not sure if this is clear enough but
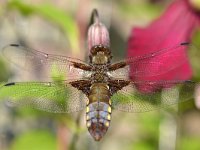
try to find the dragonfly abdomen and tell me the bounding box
[86,83,112,141]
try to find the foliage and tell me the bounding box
[179,136,200,150]
[118,2,162,19]
[7,0,79,53]
[10,130,56,150]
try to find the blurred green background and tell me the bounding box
[0,0,200,150]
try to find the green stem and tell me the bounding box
[69,112,82,150]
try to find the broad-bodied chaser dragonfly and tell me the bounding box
[0,10,198,141]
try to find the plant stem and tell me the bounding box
[69,112,82,150]
[57,122,69,150]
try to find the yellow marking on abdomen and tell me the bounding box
[109,99,112,105]
[108,106,111,113]
[107,114,111,120]
[86,121,91,127]
[104,120,110,127]
[86,106,90,113]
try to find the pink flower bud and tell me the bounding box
[87,9,110,51]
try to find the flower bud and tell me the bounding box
[87,9,110,51]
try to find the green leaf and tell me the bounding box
[7,0,79,53]
[10,130,56,150]
[130,142,155,150]
[119,2,162,19]
[139,112,160,135]
[179,136,200,150]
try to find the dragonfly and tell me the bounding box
[0,42,198,141]
[0,10,198,141]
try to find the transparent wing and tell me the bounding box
[109,43,194,78]
[108,65,130,78]
[2,44,91,80]
[111,80,197,112]
[0,81,88,113]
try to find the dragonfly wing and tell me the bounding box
[2,44,91,80]
[111,80,197,112]
[0,81,88,113]
[109,43,194,78]
[108,65,130,78]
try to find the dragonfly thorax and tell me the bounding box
[89,45,112,65]
[91,65,109,83]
